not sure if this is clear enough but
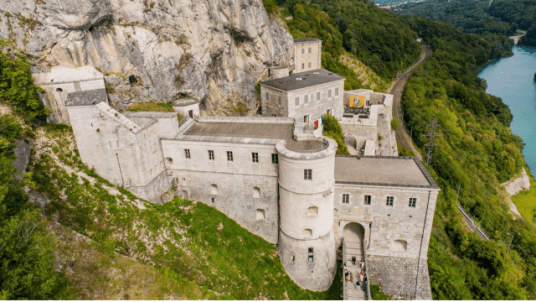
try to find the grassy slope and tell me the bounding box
[512,167,536,225]
[31,125,342,299]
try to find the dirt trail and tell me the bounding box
[388,45,433,160]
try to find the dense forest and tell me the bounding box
[397,0,536,47]
[0,49,72,299]
[273,0,536,299]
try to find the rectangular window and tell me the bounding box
[278,96,281,105]
[308,247,314,254]
[272,154,278,164]
[304,169,312,181]
[304,115,309,124]
[317,92,320,100]
[295,97,299,106]
[302,63,305,70]
[386,196,394,207]
[227,151,233,161]
[304,95,308,103]
[364,195,371,205]
[409,198,417,208]
[308,47,312,53]
[328,89,332,97]
[208,150,214,160]
[265,92,269,101]
[301,48,305,54]
[252,152,259,163]
[342,194,350,204]
[308,62,311,68]
[335,87,339,96]
[185,149,191,159]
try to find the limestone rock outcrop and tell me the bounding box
[0,0,294,114]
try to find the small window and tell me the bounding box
[227,151,233,161]
[335,87,339,96]
[308,62,311,68]
[342,194,349,204]
[272,154,278,164]
[253,187,261,198]
[386,196,394,207]
[308,247,314,254]
[409,198,417,208]
[328,89,332,97]
[302,63,305,70]
[304,95,308,103]
[304,169,312,181]
[256,209,265,220]
[278,96,281,105]
[364,195,371,205]
[208,150,215,160]
[307,206,318,217]
[211,197,215,204]
[252,152,259,163]
[308,47,312,53]
[211,184,218,195]
[185,149,191,159]
[56,87,63,92]
[316,92,320,100]
[301,48,305,54]
[304,115,309,124]
[265,92,269,100]
[295,97,299,106]
[166,157,173,163]
[303,229,312,238]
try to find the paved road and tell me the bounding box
[388,45,433,160]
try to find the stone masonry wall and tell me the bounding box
[162,140,280,243]
[334,184,437,259]
[367,255,432,300]
[294,42,322,73]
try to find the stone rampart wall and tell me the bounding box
[367,255,432,300]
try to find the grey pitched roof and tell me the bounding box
[260,69,344,91]
[65,89,107,106]
[334,155,440,188]
[294,38,322,43]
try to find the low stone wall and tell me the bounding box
[127,170,171,204]
[367,255,432,300]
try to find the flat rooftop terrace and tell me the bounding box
[183,121,325,152]
[335,156,439,188]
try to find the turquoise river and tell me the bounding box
[478,46,536,175]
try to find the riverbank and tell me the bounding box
[478,46,536,176]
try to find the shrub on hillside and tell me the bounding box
[323,114,349,155]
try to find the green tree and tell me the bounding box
[323,114,349,155]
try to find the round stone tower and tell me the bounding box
[276,137,337,291]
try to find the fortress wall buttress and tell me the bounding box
[276,137,337,291]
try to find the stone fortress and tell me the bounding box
[34,38,439,299]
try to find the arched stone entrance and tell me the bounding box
[343,222,365,245]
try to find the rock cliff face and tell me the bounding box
[0,0,294,114]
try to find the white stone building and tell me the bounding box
[43,38,438,299]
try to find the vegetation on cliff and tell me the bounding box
[402,16,536,299]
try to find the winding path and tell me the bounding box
[388,45,433,160]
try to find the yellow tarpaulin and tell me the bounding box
[349,95,365,108]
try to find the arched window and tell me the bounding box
[307,206,318,217]
[252,187,260,198]
[392,240,407,252]
[303,229,312,239]
[211,184,218,195]
[256,209,265,221]
[56,87,63,92]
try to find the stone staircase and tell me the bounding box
[343,241,368,300]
